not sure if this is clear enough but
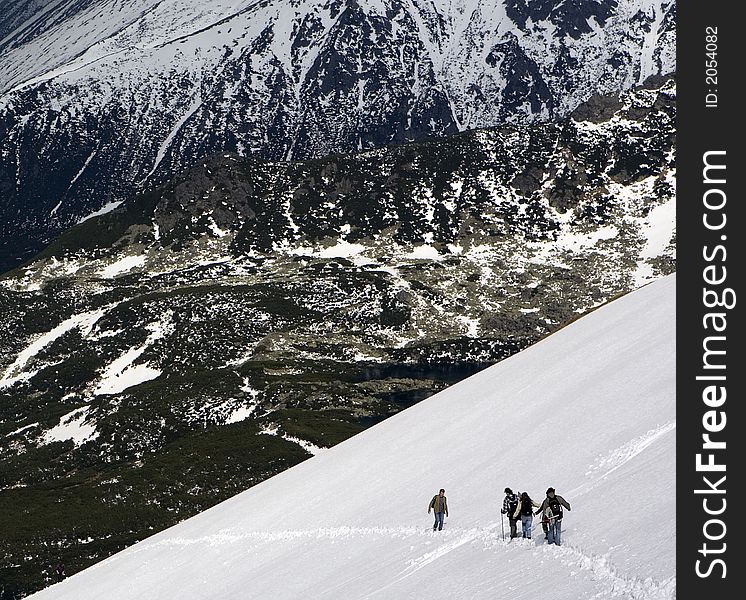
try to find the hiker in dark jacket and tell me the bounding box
[428,488,449,531]
[501,487,520,538]
[536,487,571,546]
[513,491,540,539]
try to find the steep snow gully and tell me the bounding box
[31,274,676,599]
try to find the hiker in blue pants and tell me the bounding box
[536,487,571,546]
[428,488,449,531]
[513,491,540,539]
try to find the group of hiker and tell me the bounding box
[501,487,571,545]
[428,486,571,546]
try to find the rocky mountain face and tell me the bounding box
[0,0,675,272]
[0,78,675,596]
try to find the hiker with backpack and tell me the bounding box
[501,487,520,539]
[427,488,449,531]
[513,491,540,539]
[536,487,571,546]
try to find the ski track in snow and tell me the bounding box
[121,523,673,599]
[396,523,501,578]
[573,420,676,497]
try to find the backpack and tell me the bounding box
[545,495,563,520]
[507,494,519,515]
[520,496,534,516]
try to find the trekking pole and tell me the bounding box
[500,512,505,541]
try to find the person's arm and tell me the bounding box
[513,501,521,519]
[445,498,449,517]
[534,499,545,516]
[428,496,434,512]
[559,496,571,511]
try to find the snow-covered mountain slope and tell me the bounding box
[29,273,676,600]
[0,1,248,92]
[0,0,675,271]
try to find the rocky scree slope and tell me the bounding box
[0,78,675,597]
[0,0,676,271]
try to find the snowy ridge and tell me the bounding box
[0,0,675,271]
[0,1,253,93]
[29,274,675,599]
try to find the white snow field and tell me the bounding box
[31,274,676,600]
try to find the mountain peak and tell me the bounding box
[0,0,675,272]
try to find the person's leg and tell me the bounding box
[549,520,561,545]
[510,518,517,538]
[547,520,555,544]
[522,515,533,539]
[433,512,438,530]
